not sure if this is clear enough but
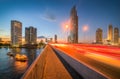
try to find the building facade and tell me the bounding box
[114,27,119,44]
[68,6,78,43]
[96,28,103,44]
[25,26,37,44]
[108,24,113,42]
[11,20,22,46]
[54,34,57,43]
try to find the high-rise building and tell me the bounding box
[108,24,113,42]
[68,6,78,43]
[11,20,22,46]
[25,26,37,44]
[96,28,103,44]
[114,27,119,44]
[54,34,57,43]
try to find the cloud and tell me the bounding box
[41,8,56,22]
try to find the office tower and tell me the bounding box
[11,20,22,46]
[114,27,119,44]
[25,26,37,44]
[108,24,113,42]
[68,6,78,43]
[54,34,57,43]
[96,28,103,44]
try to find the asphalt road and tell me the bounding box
[51,44,120,79]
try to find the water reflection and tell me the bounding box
[11,48,21,54]
[14,61,28,73]
[0,47,42,79]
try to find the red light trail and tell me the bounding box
[51,43,120,79]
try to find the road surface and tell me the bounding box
[51,44,120,79]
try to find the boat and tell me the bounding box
[7,52,14,57]
[15,54,28,62]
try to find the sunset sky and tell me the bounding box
[0,0,120,43]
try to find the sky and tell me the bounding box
[0,0,120,43]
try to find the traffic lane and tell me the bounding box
[71,44,120,60]
[51,44,120,68]
[51,44,120,79]
[52,47,107,79]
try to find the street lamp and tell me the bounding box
[66,24,68,29]
[82,25,89,43]
[83,25,88,32]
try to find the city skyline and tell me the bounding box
[0,0,120,43]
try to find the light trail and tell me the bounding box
[85,52,120,68]
[51,43,120,79]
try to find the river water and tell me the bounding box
[0,47,42,79]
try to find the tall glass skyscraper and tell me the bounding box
[68,6,78,43]
[11,20,22,46]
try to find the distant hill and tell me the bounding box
[37,36,46,38]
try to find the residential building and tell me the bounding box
[114,27,119,44]
[96,28,103,44]
[11,20,22,46]
[108,24,113,42]
[25,26,37,44]
[54,34,57,43]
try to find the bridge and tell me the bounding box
[21,44,120,79]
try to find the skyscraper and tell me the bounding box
[96,28,103,44]
[11,20,22,46]
[114,27,119,44]
[25,26,37,44]
[108,24,113,42]
[54,34,57,43]
[68,6,78,43]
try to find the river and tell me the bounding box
[0,47,42,79]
